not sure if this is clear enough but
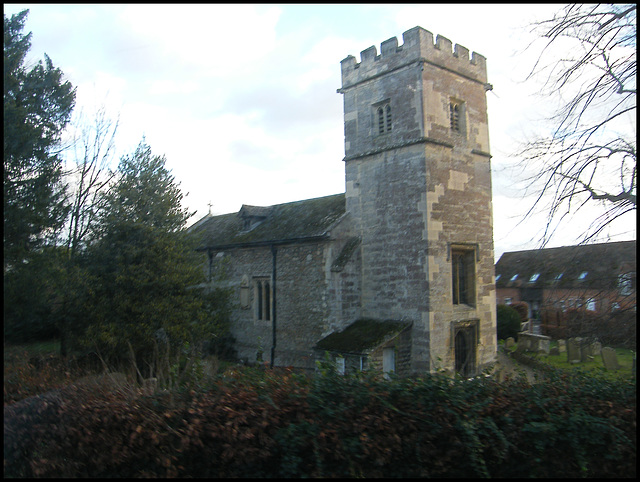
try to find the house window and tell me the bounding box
[451,248,476,306]
[586,299,596,312]
[374,101,392,135]
[554,273,563,281]
[254,278,271,321]
[335,356,346,375]
[578,271,588,280]
[529,273,540,282]
[504,297,513,305]
[510,274,519,282]
[618,272,634,296]
[449,99,465,134]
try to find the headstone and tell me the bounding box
[516,336,529,352]
[549,346,559,356]
[601,347,621,371]
[580,341,593,363]
[567,338,581,363]
[557,339,566,353]
[505,337,515,349]
[536,337,550,355]
[591,341,602,356]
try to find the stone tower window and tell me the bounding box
[449,99,465,134]
[374,101,392,135]
[451,247,476,306]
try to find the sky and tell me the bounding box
[4,4,636,261]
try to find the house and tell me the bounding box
[495,241,637,332]
[189,27,497,377]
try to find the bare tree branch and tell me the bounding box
[516,3,636,246]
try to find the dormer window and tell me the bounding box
[578,271,588,280]
[238,204,272,232]
[510,274,519,282]
[529,273,540,282]
[374,101,392,135]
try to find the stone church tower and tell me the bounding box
[338,27,496,375]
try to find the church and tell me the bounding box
[189,26,497,377]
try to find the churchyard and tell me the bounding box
[501,337,635,380]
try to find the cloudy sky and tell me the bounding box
[4,4,635,260]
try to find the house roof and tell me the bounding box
[495,241,636,290]
[315,318,411,354]
[189,193,346,249]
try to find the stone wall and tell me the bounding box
[206,218,361,372]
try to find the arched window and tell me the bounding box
[449,102,460,132]
[374,101,392,135]
[255,278,272,321]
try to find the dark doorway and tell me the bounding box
[454,325,476,377]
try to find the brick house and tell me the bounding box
[190,27,497,377]
[495,241,637,335]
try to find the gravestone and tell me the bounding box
[505,337,515,349]
[549,346,559,356]
[516,336,529,352]
[580,341,593,363]
[591,341,602,356]
[567,338,581,364]
[601,347,621,371]
[557,339,566,353]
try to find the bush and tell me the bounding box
[510,301,529,322]
[4,366,635,478]
[497,304,522,340]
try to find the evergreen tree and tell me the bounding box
[4,9,76,343]
[82,140,231,377]
[4,9,76,269]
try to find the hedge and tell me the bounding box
[4,366,636,478]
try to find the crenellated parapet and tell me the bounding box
[340,26,487,89]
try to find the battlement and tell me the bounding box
[340,26,487,88]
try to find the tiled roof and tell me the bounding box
[190,193,346,249]
[315,318,411,354]
[495,241,636,290]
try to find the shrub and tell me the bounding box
[509,301,529,322]
[497,304,522,340]
[4,366,635,478]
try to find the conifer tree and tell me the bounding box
[4,9,76,269]
[82,140,231,376]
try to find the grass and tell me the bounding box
[3,339,99,405]
[501,339,635,380]
[4,338,61,359]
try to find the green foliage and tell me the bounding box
[4,9,76,269]
[497,304,522,340]
[77,140,231,377]
[4,9,76,346]
[4,366,635,478]
[3,246,69,343]
[509,301,529,321]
